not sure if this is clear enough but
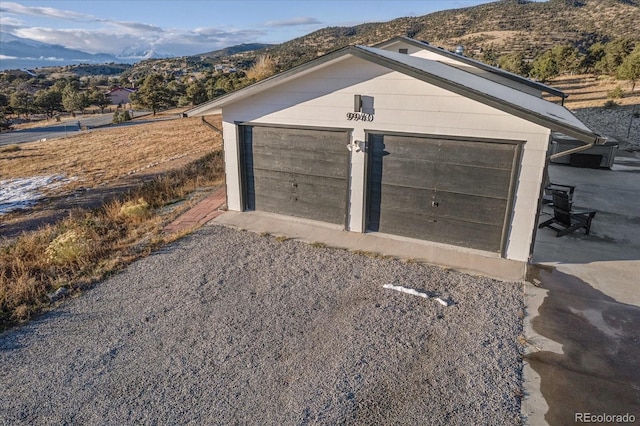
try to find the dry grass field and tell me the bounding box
[548,75,640,109]
[1,113,225,327]
[544,75,640,147]
[1,113,222,191]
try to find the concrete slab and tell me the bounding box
[533,153,640,306]
[210,210,527,282]
[523,153,640,425]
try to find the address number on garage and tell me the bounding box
[346,112,374,122]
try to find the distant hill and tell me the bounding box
[198,43,273,59]
[258,0,640,69]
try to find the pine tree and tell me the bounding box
[129,74,170,115]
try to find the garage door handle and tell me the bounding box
[432,201,439,207]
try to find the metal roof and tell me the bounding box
[373,36,568,99]
[185,45,605,145]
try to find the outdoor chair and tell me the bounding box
[538,190,597,237]
[542,182,575,205]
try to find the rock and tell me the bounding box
[48,287,68,302]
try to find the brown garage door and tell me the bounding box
[367,132,520,253]
[241,124,350,226]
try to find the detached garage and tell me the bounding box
[186,40,605,278]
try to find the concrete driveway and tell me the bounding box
[522,152,640,424]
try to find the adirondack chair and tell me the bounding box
[542,182,576,205]
[538,190,597,237]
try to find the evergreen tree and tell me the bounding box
[89,89,111,113]
[617,44,640,92]
[61,85,87,117]
[550,45,584,74]
[497,52,530,76]
[530,51,559,82]
[585,42,606,74]
[9,90,34,117]
[34,88,62,117]
[0,110,10,130]
[595,38,635,75]
[129,74,170,115]
[186,80,208,105]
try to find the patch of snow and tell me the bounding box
[0,175,74,215]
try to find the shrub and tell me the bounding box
[0,151,224,329]
[607,85,624,99]
[604,100,618,109]
[112,109,132,124]
[45,230,89,265]
[119,198,150,220]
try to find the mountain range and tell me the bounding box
[0,32,171,71]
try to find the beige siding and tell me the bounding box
[221,56,550,261]
[222,122,242,212]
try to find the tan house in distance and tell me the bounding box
[106,86,135,106]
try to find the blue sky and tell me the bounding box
[1,1,543,57]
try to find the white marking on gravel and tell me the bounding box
[383,284,450,306]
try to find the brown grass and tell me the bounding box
[1,113,225,328]
[0,115,222,196]
[546,74,640,109]
[0,151,224,329]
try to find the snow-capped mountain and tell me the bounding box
[117,47,172,61]
[0,32,143,70]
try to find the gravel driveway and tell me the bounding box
[0,225,524,425]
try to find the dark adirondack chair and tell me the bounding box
[542,182,576,205]
[538,190,597,237]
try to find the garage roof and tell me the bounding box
[374,36,568,100]
[185,45,605,145]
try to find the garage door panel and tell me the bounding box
[243,125,349,225]
[380,135,516,169]
[250,190,346,225]
[367,132,518,253]
[374,157,438,188]
[248,147,347,177]
[433,164,513,199]
[249,169,347,197]
[376,159,512,199]
[250,194,345,224]
[436,139,516,169]
[377,209,503,252]
[251,127,347,155]
[377,185,507,226]
[371,136,439,163]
